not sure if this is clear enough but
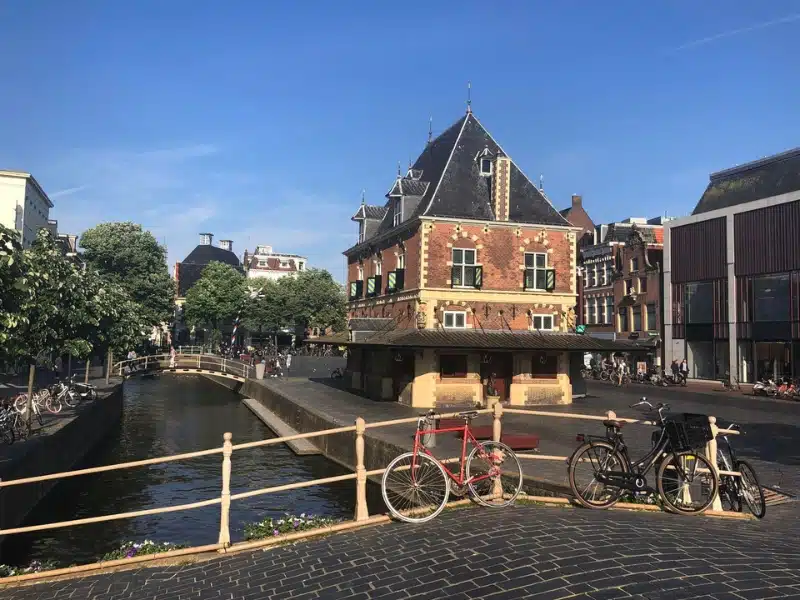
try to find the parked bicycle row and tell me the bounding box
[581,364,687,387]
[0,375,98,445]
[380,398,765,523]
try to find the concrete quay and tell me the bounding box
[0,379,124,539]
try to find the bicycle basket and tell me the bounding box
[664,413,713,452]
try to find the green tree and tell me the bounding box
[79,222,175,327]
[0,224,26,362]
[183,261,246,349]
[242,279,290,339]
[282,269,346,333]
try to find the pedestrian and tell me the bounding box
[169,345,177,368]
[616,357,626,386]
[285,352,292,376]
[680,358,689,382]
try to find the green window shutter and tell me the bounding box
[367,277,376,296]
[349,282,357,299]
[473,265,483,289]
[545,269,556,291]
[523,269,533,290]
[396,268,405,291]
[387,271,396,292]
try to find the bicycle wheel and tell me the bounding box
[568,441,628,509]
[382,452,450,523]
[736,460,766,519]
[657,451,718,514]
[13,394,28,413]
[600,370,609,381]
[466,441,523,508]
[88,388,97,401]
[717,449,741,512]
[45,395,62,414]
[1,424,14,445]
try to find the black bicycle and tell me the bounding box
[568,399,719,514]
[716,423,766,518]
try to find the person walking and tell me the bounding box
[680,358,689,383]
[285,352,292,376]
[169,345,177,369]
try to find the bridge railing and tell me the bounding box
[0,404,741,580]
[112,353,252,380]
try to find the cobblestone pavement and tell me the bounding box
[5,504,800,600]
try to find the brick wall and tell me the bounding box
[614,244,664,333]
[346,228,421,291]
[425,222,574,294]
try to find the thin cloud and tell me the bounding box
[670,12,800,52]
[50,185,90,199]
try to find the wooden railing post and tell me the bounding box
[354,417,369,521]
[85,359,90,384]
[218,432,233,546]
[197,354,201,369]
[144,355,148,370]
[492,402,504,499]
[106,349,112,384]
[706,416,723,511]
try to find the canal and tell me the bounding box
[2,375,383,567]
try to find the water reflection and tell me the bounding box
[2,375,383,566]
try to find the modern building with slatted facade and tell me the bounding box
[664,147,800,383]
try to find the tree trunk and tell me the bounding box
[67,354,72,377]
[106,348,112,384]
[26,363,35,435]
[85,358,90,384]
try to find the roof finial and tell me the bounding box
[427,116,433,144]
[361,189,366,205]
[397,161,401,177]
[466,81,472,114]
[539,174,544,191]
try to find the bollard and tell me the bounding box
[354,417,369,521]
[492,402,504,500]
[706,416,723,511]
[144,355,148,370]
[85,359,90,384]
[197,354,201,369]
[218,432,233,546]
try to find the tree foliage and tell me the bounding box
[0,225,26,356]
[80,222,175,327]
[183,262,246,345]
[242,279,289,334]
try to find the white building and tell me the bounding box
[242,245,307,281]
[0,170,54,247]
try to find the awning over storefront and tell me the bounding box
[308,328,645,353]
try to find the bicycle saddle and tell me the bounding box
[603,419,625,429]
[458,410,479,420]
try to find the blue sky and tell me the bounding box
[1,1,798,282]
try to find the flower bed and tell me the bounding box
[100,540,187,561]
[0,560,59,578]
[243,513,341,540]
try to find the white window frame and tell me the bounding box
[479,158,493,176]
[452,248,477,287]
[443,311,467,329]
[397,253,405,270]
[357,265,364,280]
[358,222,365,244]
[603,263,610,286]
[524,252,549,291]
[598,298,605,325]
[531,315,553,331]
[392,199,402,226]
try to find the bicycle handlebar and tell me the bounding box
[629,397,670,421]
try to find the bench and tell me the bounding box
[435,419,540,451]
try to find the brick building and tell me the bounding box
[664,147,800,383]
[579,219,667,367]
[320,108,630,408]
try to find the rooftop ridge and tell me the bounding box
[710,146,800,182]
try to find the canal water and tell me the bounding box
[2,375,383,566]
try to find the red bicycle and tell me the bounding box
[381,410,523,523]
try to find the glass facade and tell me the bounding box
[685,281,713,323]
[753,274,791,322]
[686,340,715,379]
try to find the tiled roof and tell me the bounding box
[692,147,800,215]
[348,318,396,331]
[183,244,240,266]
[310,329,643,352]
[248,255,300,271]
[351,204,387,221]
[604,224,661,245]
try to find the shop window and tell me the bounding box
[753,273,790,322]
[686,341,714,379]
[619,308,629,332]
[605,297,614,324]
[440,354,468,378]
[531,352,558,378]
[633,306,642,332]
[685,281,713,323]
[646,303,657,331]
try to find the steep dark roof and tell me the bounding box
[692,147,800,215]
[352,204,388,221]
[183,244,241,266]
[310,329,643,352]
[604,224,662,244]
[345,112,570,253]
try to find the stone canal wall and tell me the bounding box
[0,381,124,537]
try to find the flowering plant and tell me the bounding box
[101,540,186,561]
[243,513,340,541]
[0,560,59,578]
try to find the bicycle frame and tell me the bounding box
[593,426,671,482]
[411,419,495,487]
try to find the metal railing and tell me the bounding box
[111,353,252,380]
[0,404,742,545]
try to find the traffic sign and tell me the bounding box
[575,324,586,334]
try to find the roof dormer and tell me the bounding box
[407,169,423,180]
[475,147,495,177]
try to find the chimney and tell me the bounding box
[571,194,582,208]
[199,232,213,245]
[491,156,511,221]
[220,239,233,252]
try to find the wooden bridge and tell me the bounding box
[112,353,252,383]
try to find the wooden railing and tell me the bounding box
[111,353,252,381]
[0,404,741,547]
